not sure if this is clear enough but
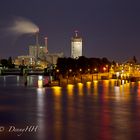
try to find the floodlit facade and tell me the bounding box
[71,31,82,59]
[46,52,64,65]
[14,55,35,66]
[29,45,47,60]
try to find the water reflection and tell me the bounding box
[102,80,109,96]
[77,83,84,95]
[52,86,62,96]
[114,86,121,100]
[37,88,46,140]
[3,76,6,87]
[110,79,116,88]
[52,86,64,140]
[67,84,74,96]
[137,82,140,99]
[16,76,20,86]
[0,76,140,139]
[93,80,98,96]
[86,82,91,94]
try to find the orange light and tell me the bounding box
[103,67,106,71]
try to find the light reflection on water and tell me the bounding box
[37,88,46,140]
[86,82,91,95]
[93,80,98,96]
[0,76,140,140]
[67,84,74,96]
[77,83,84,96]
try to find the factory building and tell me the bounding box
[15,30,65,68]
[46,52,64,65]
[14,55,35,66]
[29,45,47,60]
[71,31,82,59]
[29,36,48,60]
[29,37,64,65]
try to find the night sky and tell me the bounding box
[0,0,140,62]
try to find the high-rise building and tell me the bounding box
[71,31,82,59]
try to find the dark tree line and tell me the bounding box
[56,56,111,76]
[0,57,15,68]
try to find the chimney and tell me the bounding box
[44,37,48,53]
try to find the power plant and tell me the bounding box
[14,30,83,68]
[29,32,48,61]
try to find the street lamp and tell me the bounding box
[56,69,59,73]
[94,68,97,72]
[103,67,106,73]
[79,68,83,83]
[67,69,72,84]
[69,69,72,73]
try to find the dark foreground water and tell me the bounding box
[0,75,140,140]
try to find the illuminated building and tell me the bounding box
[71,31,82,59]
[29,45,48,60]
[46,52,64,65]
[14,55,35,66]
[29,36,48,60]
[29,36,64,65]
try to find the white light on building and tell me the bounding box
[71,31,82,59]
[29,45,47,60]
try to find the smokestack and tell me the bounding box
[44,37,48,53]
[35,28,39,59]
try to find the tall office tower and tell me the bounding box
[71,31,82,59]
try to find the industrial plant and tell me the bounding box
[14,31,65,69]
[14,30,83,69]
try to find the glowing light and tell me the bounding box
[86,81,91,87]
[71,33,82,58]
[38,76,43,80]
[52,86,62,96]
[122,80,125,85]
[110,79,116,88]
[114,86,121,100]
[37,87,45,140]
[137,82,140,97]
[103,80,109,95]
[88,68,90,72]
[94,68,97,71]
[116,72,119,78]
[77,83,83,95]
[103,67,106,71]
[69,69,72,72]
[93,80,98,96]
[67,84,74,95]
[37,87,45,94]
[38,80,43,88]
[86,82,91,94]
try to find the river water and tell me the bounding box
[0,75,140,140]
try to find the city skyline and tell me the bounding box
[0,0,140,62]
